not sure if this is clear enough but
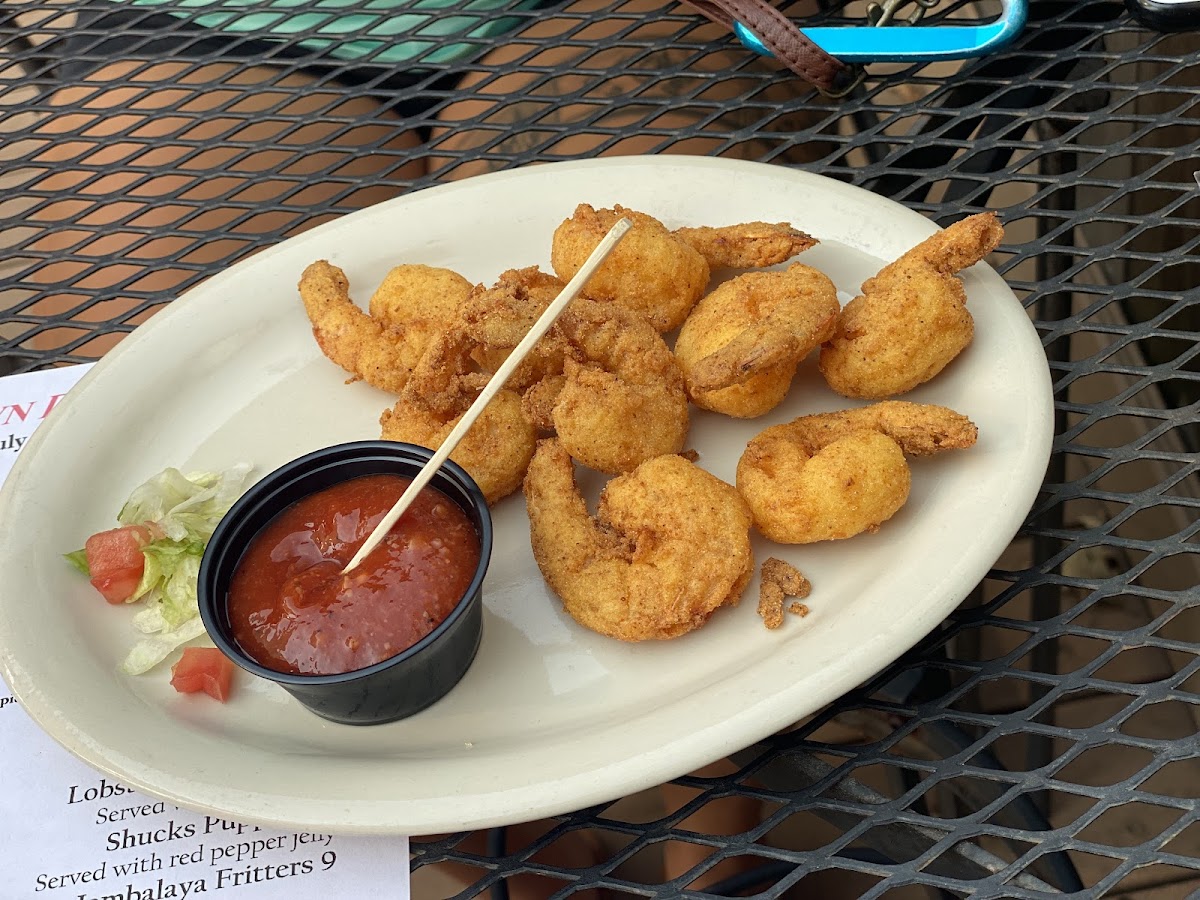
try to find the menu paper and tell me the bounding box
[0,365,411,899]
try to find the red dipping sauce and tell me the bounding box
[227,474,481,676]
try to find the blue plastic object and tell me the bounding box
[733,0,1027,63]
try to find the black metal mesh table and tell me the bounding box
[2,0,1198,894]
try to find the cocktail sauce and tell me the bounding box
[227,474,480,676]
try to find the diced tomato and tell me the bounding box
[85,525,151,604]
[170,648,235,702]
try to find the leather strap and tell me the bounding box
[679,0,854,93]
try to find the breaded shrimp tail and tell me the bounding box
[672,222,817,269]
[782,401,979,457]
[880,212,1006,279]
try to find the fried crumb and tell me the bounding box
[678,448,700,462]
[758,596,784,629]
[758,557,812,630]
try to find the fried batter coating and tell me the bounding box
[367,264,473,358]
[458,266,568,391]
[736,402,978,544]
[550,204,710,332]
[520,374,565,432]
[674,264,840,418]
[524,438,754,641]
[758,558,812,630]
[537,299,689,474]
[379,331,535,505]
[298,260,419,394]
[673,222,817,269]
[819,212,1004,399]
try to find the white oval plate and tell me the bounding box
[0,157,1052,835]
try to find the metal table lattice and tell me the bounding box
[1,0,1197,894]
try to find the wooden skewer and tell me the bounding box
[343,216,633,574]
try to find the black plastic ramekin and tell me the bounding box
[198,441,492,725]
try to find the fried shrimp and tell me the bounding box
[819,212,1005,399]
[674,263,840,418]
[528,299,689,474]
[524,438,754,641]
[736,401,978,544]
[379,330,535,505]
[672,222,817,269]
[298,260,419,393]
[550,204,709,332]
[367,263,473,340]
[458,266,567,391]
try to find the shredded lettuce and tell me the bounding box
[71,463,252,675]
[118,463,253,542]
[63,549,90,576]
[120,617,210,676]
